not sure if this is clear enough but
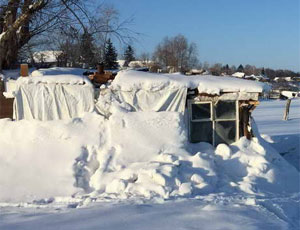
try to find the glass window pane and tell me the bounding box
[190,121,213,144]
[215,121,236,145]
[215,101,236,120]
[191,103,211,120]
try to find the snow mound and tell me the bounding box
[89,111,219,199]
[0,108,298,203]
[0,113,105,202]
[88,110,298,199]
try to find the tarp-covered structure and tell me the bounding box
[14,68,94,121]
[110,70,268,113]
[100,70,270,146]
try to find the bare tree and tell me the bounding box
[244,64,260,76]
[0,1,137,71]
[153,34,199,73]
[202,61,210,71]
[0,0,91,70]
[209,63,222,76]
[140,52,150,65]
[90,4,138,62]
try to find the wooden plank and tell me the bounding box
[0,81,14,119]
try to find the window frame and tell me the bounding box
[188,99,239,146]
[189,101,213,122]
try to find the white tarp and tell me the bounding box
[115,87,187,113]
[105,70,270,113]
[14,82,94,120]
[112,70,269,95]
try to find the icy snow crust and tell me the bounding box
[112,70,269,94]
[0,108,298,203]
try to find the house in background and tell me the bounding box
[232,72,245,78]
[30,50,63,68]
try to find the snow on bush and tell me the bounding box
[0,104,299,203]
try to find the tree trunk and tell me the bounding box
[0,0,47,71]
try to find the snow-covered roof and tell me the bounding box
[232,72,245,78]
[17,67,92,85]
[112,70,269,95]
[118,60,154,68]
[281,90,299,98]
[244,74,269,80]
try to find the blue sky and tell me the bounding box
[104,0,299,71]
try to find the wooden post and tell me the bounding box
[240,101,259,140]
[242,107,251,139]
[97,63,104,74]
[20,64,29,77]
[283,99,291,120]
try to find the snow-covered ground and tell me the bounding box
[1,196,297,230]
[253,99,300,170]
[0,99,299,230]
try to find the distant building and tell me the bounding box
[31,50,63,68]
[117,60,154,69]
[186,69,206,75]
[232,72,245,78]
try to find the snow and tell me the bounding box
[30,67,86,77]
[17,74,91,86]
[253,99,300,170]
[281,90,299,99]
[232,72,246,78]
[1,100,298,202]
[112,70,269,95]
[0,113,105,202]
[1,68,91,99]
[0,31,5,41]
[0,199,292,230]
[245,74,269,81]
[0,97,299,229]
[2,79,17,98]
[1,68,35,81]
[28,67,91,85]
[117,59,126,67]
[32,51,62,63]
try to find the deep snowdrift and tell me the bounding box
[0,114,105,202]
[0,106,298,203]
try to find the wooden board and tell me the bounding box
[0,81,14,119]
